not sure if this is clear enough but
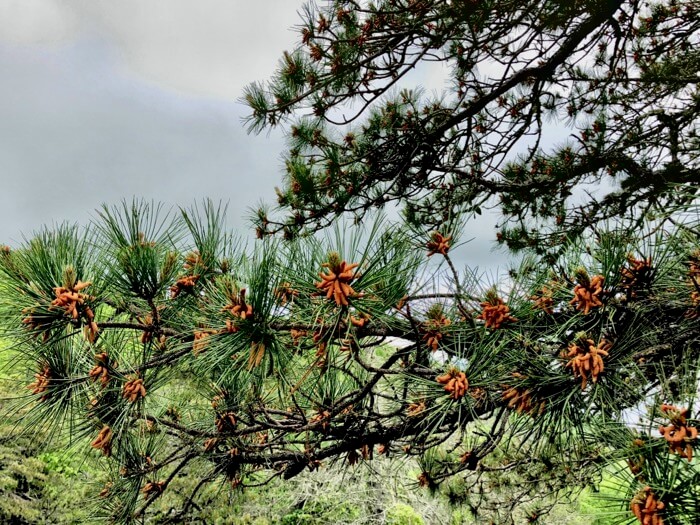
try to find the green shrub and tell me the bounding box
[385,503,424,525]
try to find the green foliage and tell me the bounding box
[385,503,424,525]
[38,452,80,477]
[0,350,668,524]
[244,0,699,259]
[0,383,100,524]
[1,198,699,524]
[2,1,700,523]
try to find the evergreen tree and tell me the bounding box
[1,1,700,523]
[245,0,699,256]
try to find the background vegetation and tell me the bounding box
[0,342,619,524]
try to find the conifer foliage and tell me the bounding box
[1,200,699,523]
[245,0,699,256]
[1,0,700,523]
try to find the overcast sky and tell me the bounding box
[0,1,305,241]
[0,0,510,273]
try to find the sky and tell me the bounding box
[0,1,304,242]
[0,1,508,273]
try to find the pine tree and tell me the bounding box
[245,0,699,257]
[1,1,700,523]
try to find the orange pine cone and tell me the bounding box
[122,377,147,402]
[570,274,604,314]
[630,487,665,525]
[215,411,237,433]
[620,255,653,298]
[477,293,516,329]
[350,312,370,327]
[203,438,219,452]
[183,250,201,271]
[142,480,166,498]
[659,404,697,461]
[90,425,113,457]
[426,232,451,257]
[275,282,299,304]
[315,256,359,306]
[193,330,214,354]
[407,401,426,417]
[170,274,198,298]
[421,315,450,351]
[531,286,554,314]
[564,338,610,389]
[222,288,254,321]
[437,369,468,400]
[502,385,540,414]
[28,363,52,400]
[89,352,112,387]
[47,280,98,341]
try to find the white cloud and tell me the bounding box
[84,0,303,99]
[0,1,303,100]
[0,0,79,45]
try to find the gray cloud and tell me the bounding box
[0,0,303,99]
[0,1,513,274]
[0,38,286,244]
[0,2,307,244]
[83,0,304,99]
